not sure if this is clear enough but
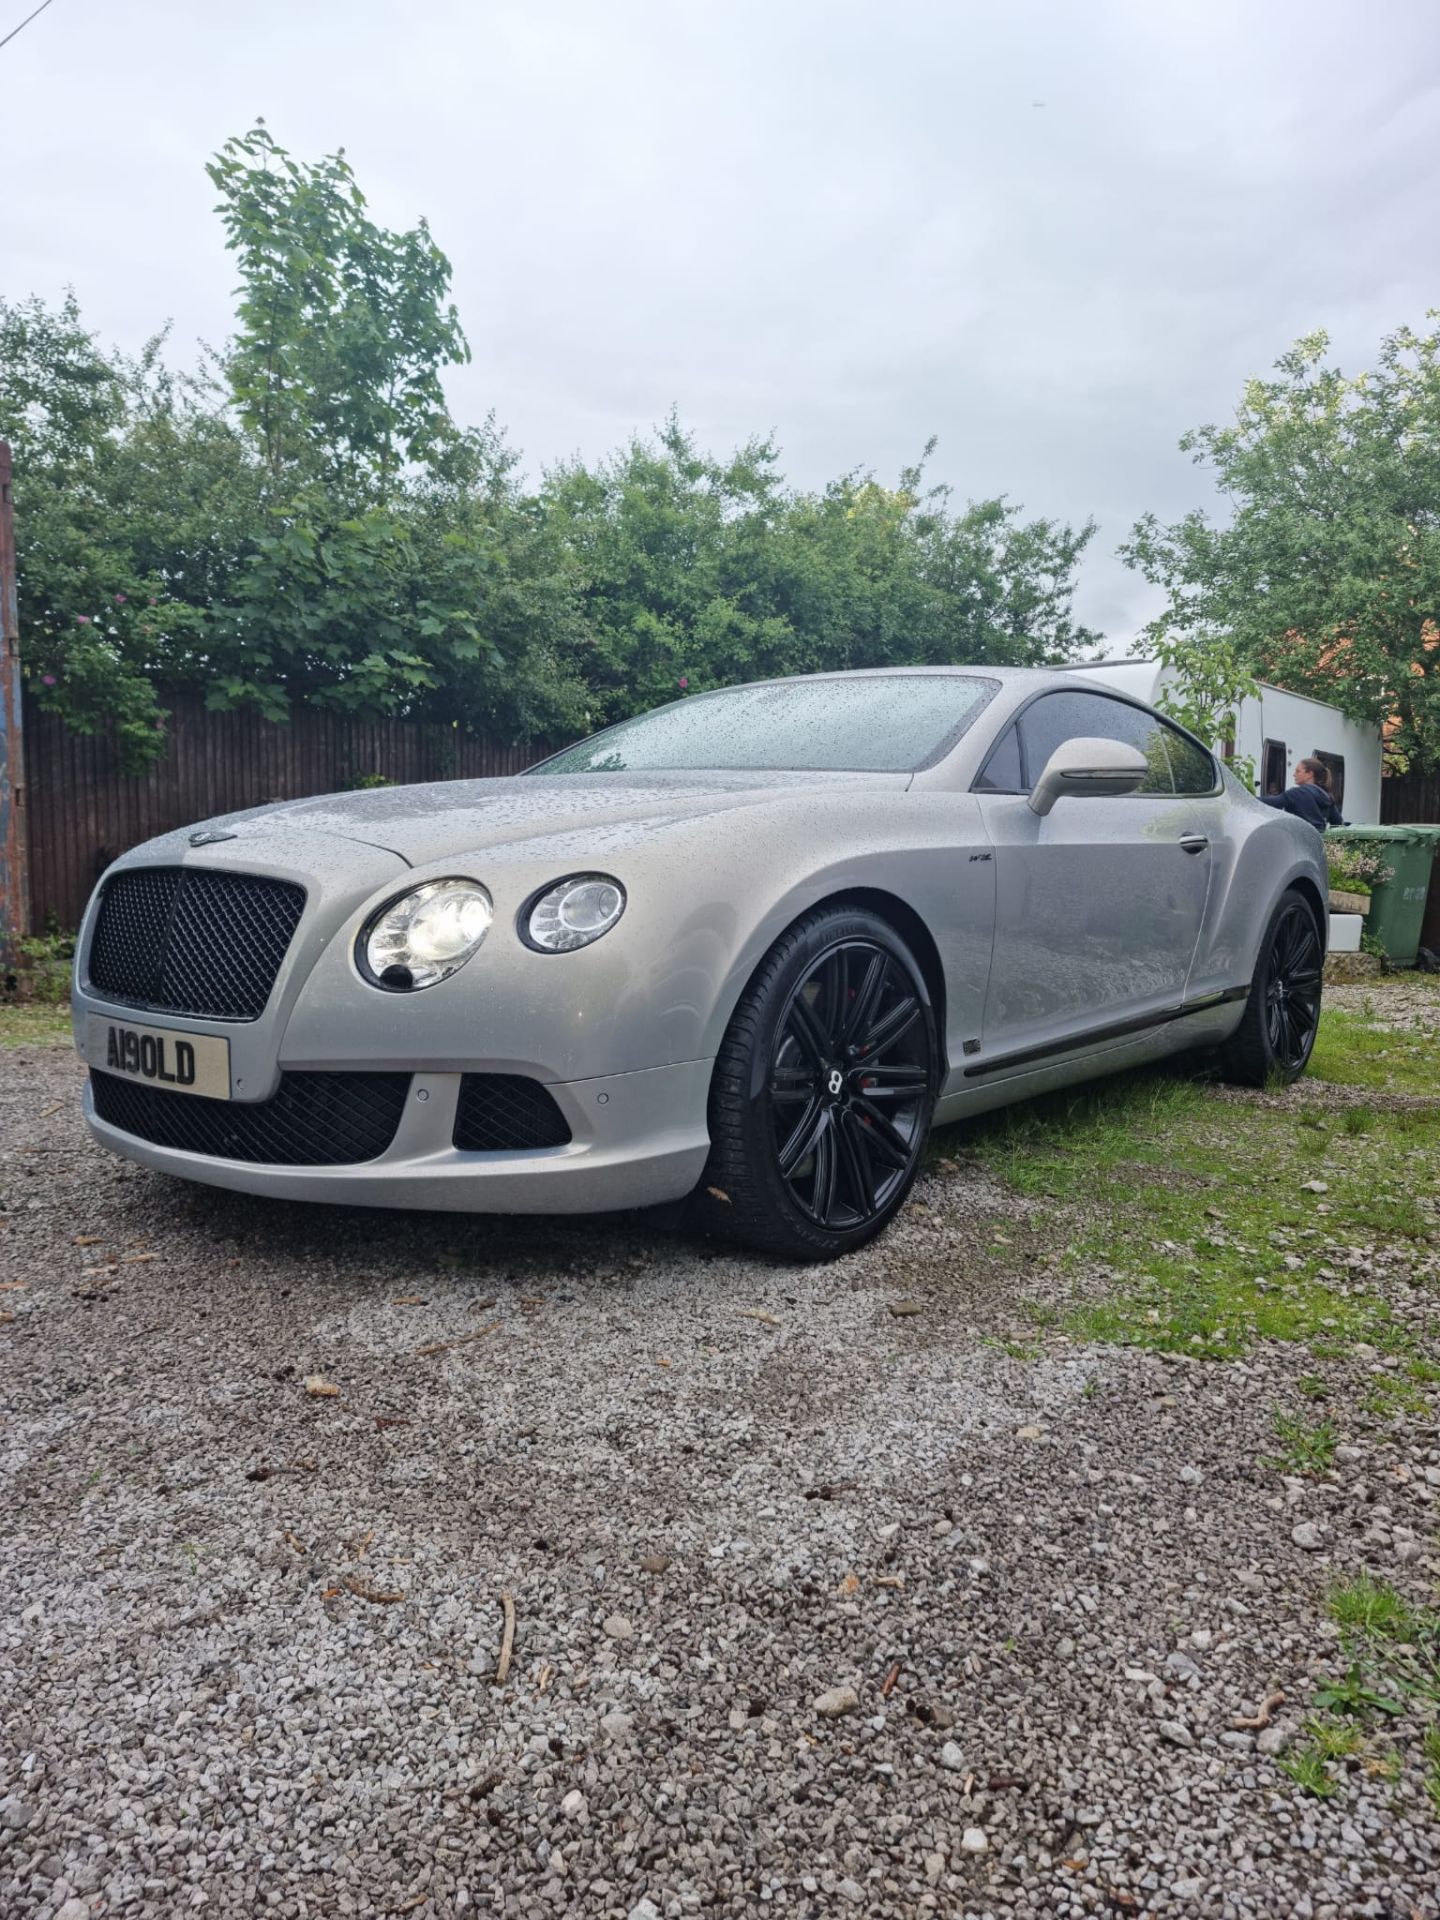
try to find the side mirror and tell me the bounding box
[1029,736,1149,817]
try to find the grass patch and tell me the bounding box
[1265,1412,1337,1475]
[1329,1574,1427,1643]
[942,1011,1440,1357]
[0,1003,72,1046]
[1279,1743,1339,1798]
[1309,1009,1440,1098]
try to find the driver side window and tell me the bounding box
[1017,692,1175,794]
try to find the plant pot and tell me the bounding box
[1329,888,1369,916]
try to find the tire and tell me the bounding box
[694,906,938,1261]
[1215,886,1324,1088]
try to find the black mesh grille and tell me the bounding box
[453,1075,572,1151]
[88,867,306,1022]
[91,1070,409,1165]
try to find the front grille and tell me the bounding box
[453,1075,571,1151]
[91,1070,409,1165]
[88,867,306,1022]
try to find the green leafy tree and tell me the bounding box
[207,122,469,487]
[1125,323,1440,769]
[543,418,1097,724]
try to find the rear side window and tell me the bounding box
[1016,692,1175,794]
[974,724,1023,792]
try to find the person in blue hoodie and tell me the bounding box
[1262,756,1346,831]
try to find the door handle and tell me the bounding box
[1179,834,1209,855]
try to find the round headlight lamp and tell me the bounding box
[359,879,492,990]
[524,874,626,952]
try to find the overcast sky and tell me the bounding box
[5,0,1438,643]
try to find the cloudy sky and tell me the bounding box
[5,0,1438,642]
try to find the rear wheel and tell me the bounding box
[1215,887,1324,1087]
[697,907,937,1260]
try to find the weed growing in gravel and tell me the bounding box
[1305,1714,1365,1761]
[1296,1373,1330,1399]
[1279,1744,1340,1798]
[1311,1664,1405,1720]
[1329,1574,1429,1643]
[1265,1412,1338,1475]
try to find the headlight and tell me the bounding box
[359,879,493,990]
[524,874,626,952]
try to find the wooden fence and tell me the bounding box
[24,694,547,932]
[1382,768,1440,827]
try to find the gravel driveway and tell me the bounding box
[3,1025,1438,1920]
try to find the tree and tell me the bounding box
[207,122,470,488]
[1124,324,1440,769]
[543,419,1097,724]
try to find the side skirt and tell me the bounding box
[960,985,1250,1081]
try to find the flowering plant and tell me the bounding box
[1325,842,1394,894]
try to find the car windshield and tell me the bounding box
[532,675,993,775]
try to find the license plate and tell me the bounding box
[87,1014,231,1100]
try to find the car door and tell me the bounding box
[972,690,1214,1069]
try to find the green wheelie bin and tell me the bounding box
[1327,825,1440,967]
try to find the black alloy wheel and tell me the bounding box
[769,940,931,1231]
[1215,885,1324,1087]
[698,906,937,1260]
[1262,898,1324,1073]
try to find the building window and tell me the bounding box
[1261,739,1287,796]
[1314,750,1345,811]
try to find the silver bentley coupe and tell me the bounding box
[71,668,1329,1260]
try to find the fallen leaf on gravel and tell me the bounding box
[81,1264,118,1277]
[875,1574,904,1589]
[536,1665,554,1693]
[304,1375,341,1397]
[394,1895,427,1913]
[119,1252,157,1266]
[639,1552,670,1574]
[291,1457,317,1472]
[0,1281,26,1292]
[888,1300,924,1317]
[374,1416,411,1430]
[342,1575,404,1605]
[0,1311,14,1326]
[38,1102,64,1119]
[72,1235,105,1246]
[735,1309,781,1327]
[880,1662,901,1697]
[1015,1424,1045,1440]
[656,1356,672,1368]
[837,1572,860,1596]
[416,1319,501,1358]
[706,1186,731,1203]
[283,1531,309,1556]
[245,1467,272,1482]
[391,1295,427,1306]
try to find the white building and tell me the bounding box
[1065,658,1384,825]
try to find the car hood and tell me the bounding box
[180,768,912,866]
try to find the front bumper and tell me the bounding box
[82,1057,714,1214]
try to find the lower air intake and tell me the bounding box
[453,1075,572,1151]
[91,1070,410,1165]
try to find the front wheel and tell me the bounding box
[696,907,938,1260]
[1215,887,1324,1087]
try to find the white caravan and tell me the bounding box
[1066,658,1383,825]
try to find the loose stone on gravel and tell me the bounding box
[813,1685,859,1718]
